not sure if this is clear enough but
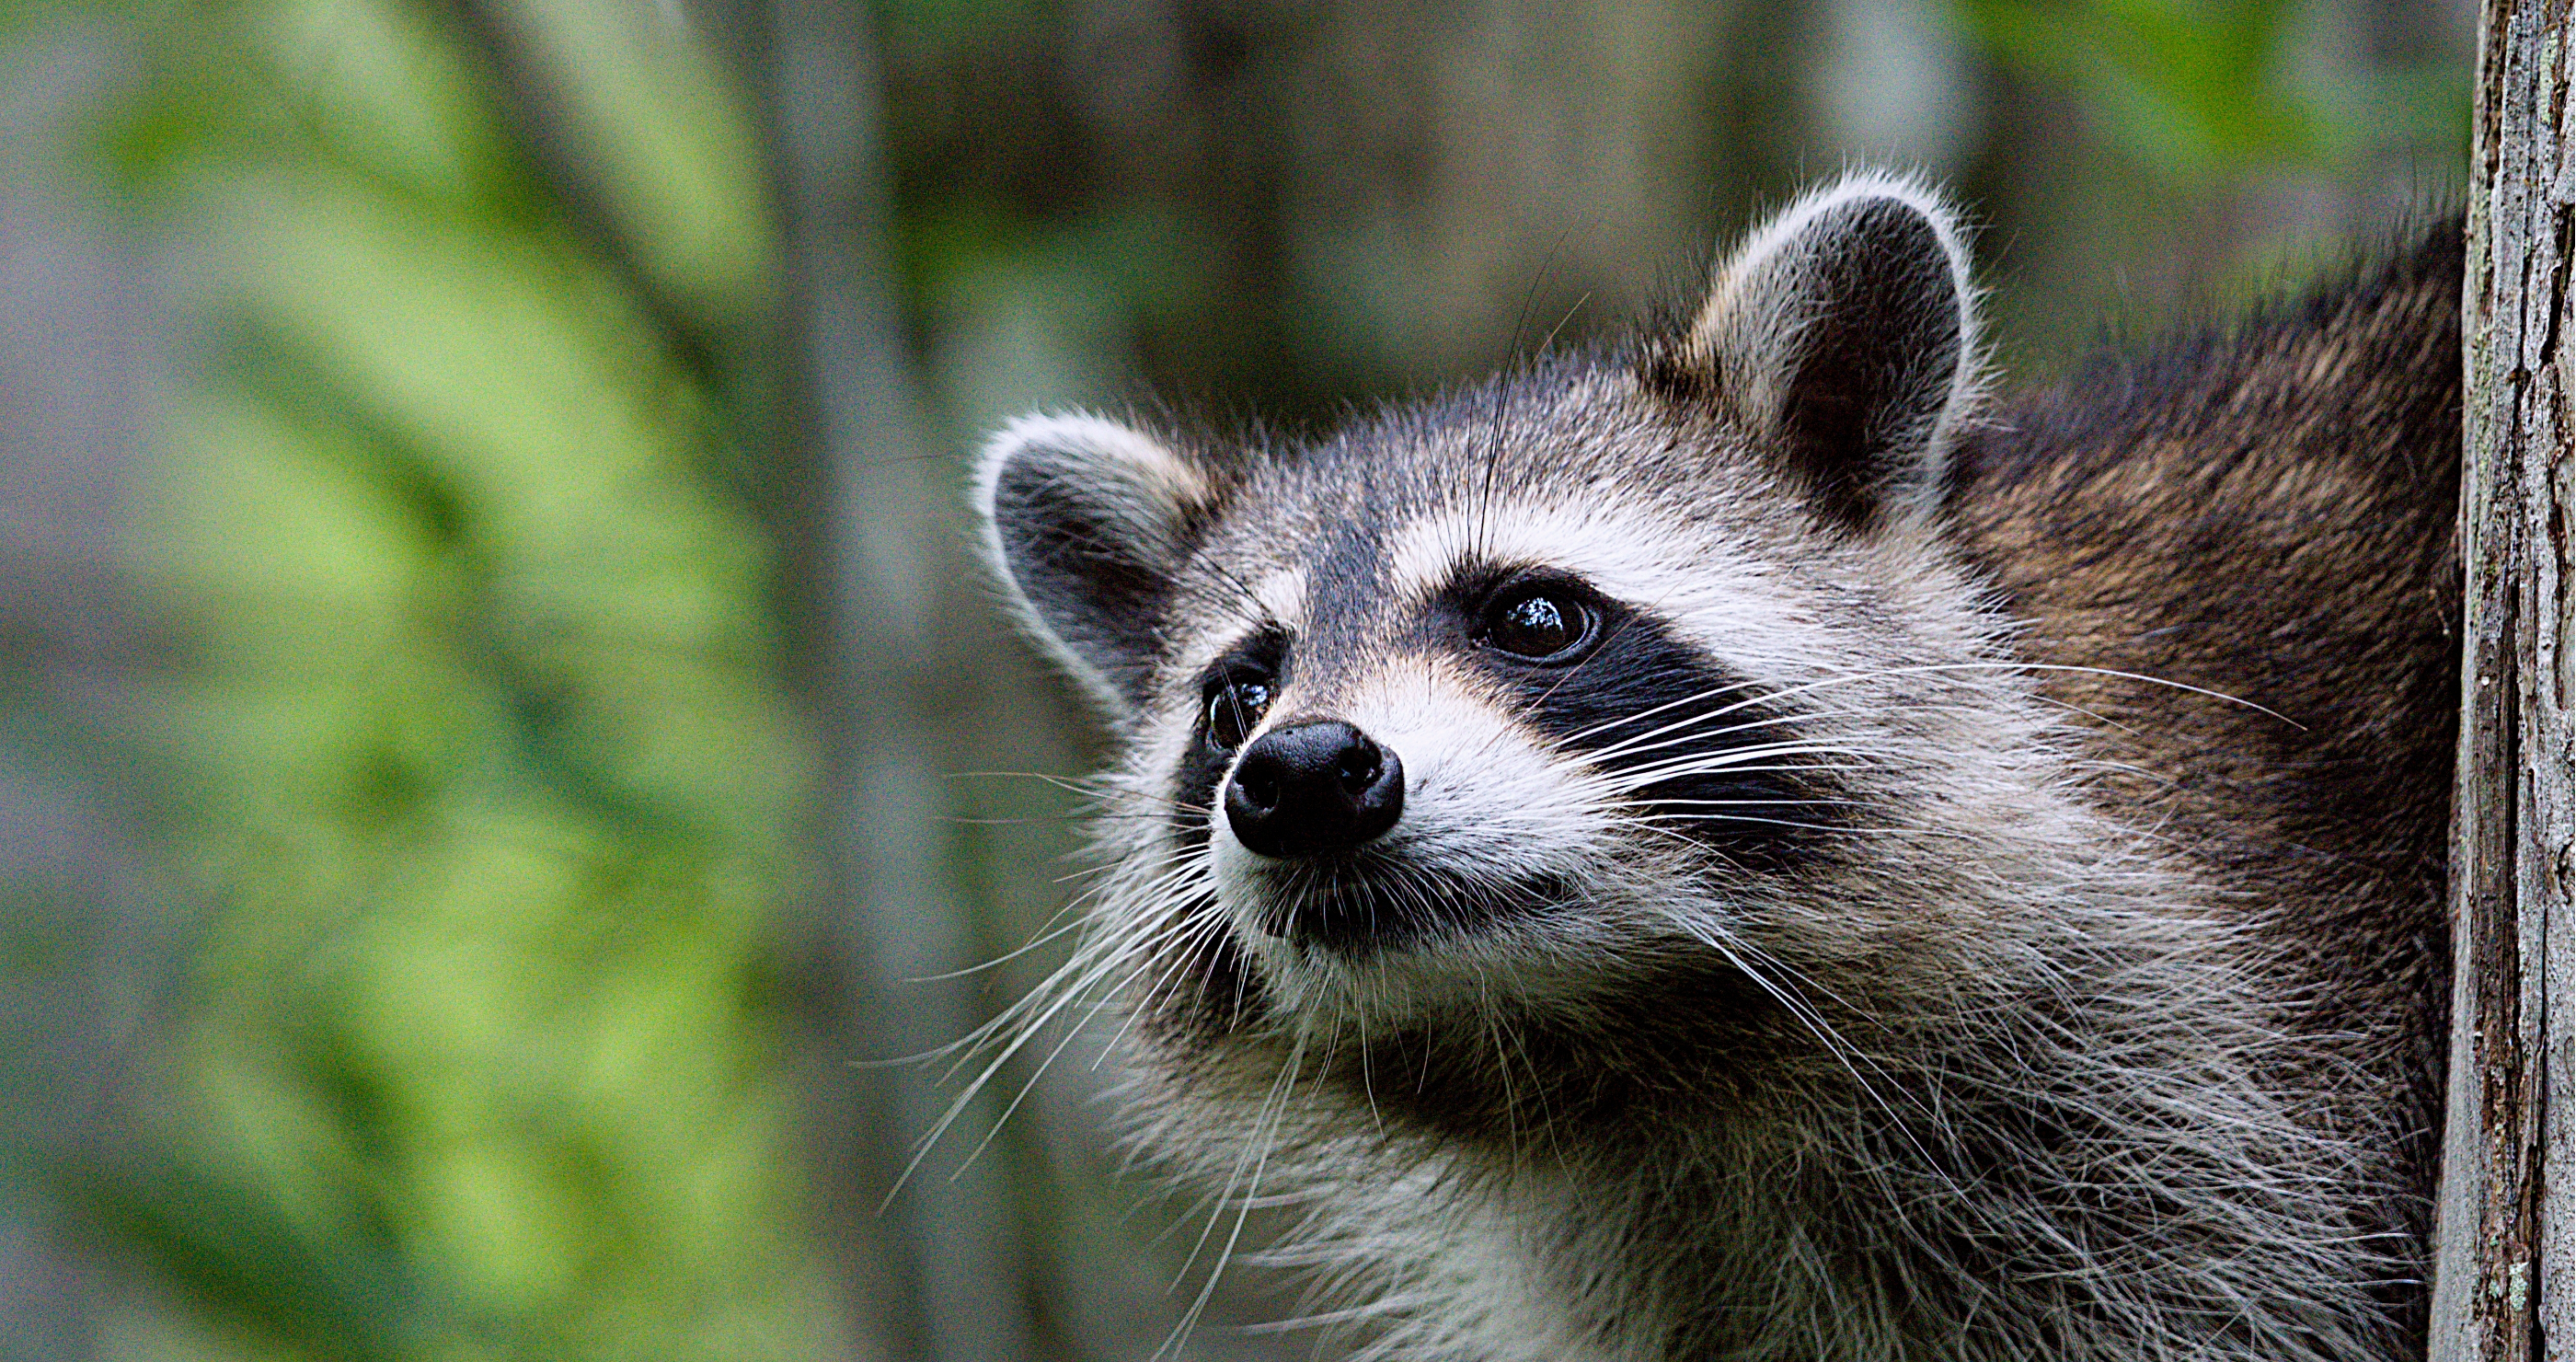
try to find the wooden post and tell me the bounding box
[2430,2,2576,1359]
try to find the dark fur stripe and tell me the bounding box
[1456,599,1845,869]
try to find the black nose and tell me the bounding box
[1225,720,1404,859]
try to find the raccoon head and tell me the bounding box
[973,173,2039,1131]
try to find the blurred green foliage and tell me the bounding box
[1952,0,2469,180]
[85,1,846,1357]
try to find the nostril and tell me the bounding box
[1236,761,1282,812]
[1335,744,1381,796]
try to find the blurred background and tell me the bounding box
[0,0,2474,1357]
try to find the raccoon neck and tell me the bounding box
[1223,864,2400,1362]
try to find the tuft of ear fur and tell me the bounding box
[1676,170,1983,532]
[973,412,1220,716]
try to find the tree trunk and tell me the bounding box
[2429,2,2576,1359]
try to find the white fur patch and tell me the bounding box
[1156,565,1310,699]
[1252,566,1309,629]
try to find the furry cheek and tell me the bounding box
[1345,661,1617,887]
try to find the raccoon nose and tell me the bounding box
[1225,720,1404,859]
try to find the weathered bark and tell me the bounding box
[2430,2,2576,1359]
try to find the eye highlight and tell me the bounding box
[1205,675,1274,752]
[1475,581,1602,663]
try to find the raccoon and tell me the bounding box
[970,172,2462,1362]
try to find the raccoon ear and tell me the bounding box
[1678,173,1981,532]
[974,412,1219,715]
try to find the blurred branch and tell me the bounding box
[753,0,1043,1358]
[427,0,726,380]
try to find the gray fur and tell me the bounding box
[972,174,2459,1361]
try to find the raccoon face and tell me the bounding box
[976,176,2021,1071]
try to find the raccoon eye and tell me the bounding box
[1205,676,1273,752]
[1478,584,1599,663]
